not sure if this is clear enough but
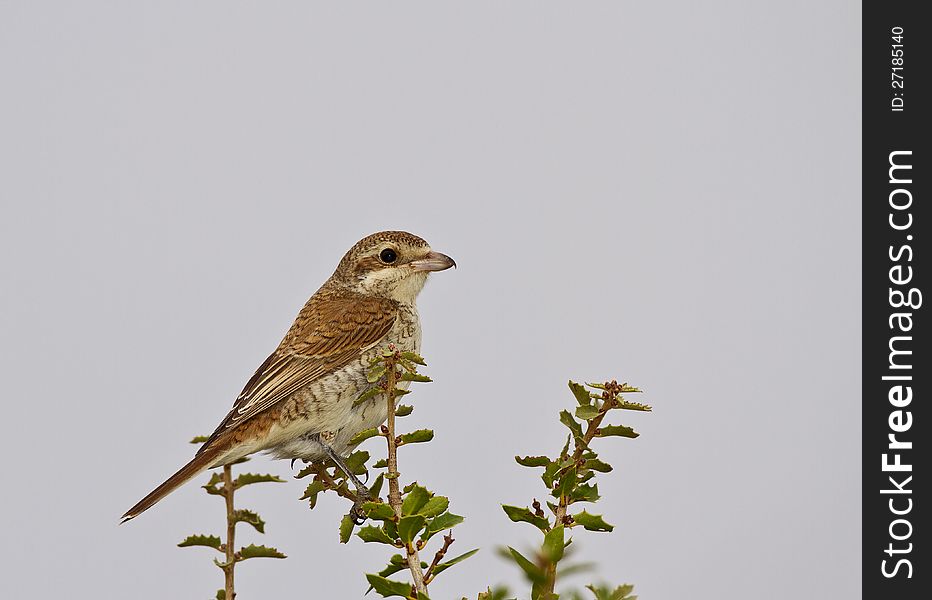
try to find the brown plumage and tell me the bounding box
[122,231,455,522]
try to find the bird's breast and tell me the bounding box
[264,303,422,460]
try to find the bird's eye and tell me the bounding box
[379,248,398,264]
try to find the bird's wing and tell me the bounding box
[198,293,398,452]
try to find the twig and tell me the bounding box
[383,349,428,596]
[222,464,236,600]
[553,386,617,525]
[547,382,621,596]
[423,533,455,584]
[311,462,359,503]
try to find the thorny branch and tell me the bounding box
[547,380,628,597]
[382,347,428,595]
[424,533,455,584]
[222,465,236,600]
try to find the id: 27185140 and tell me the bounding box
[890,26,905,112]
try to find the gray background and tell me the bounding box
[0,2,861,599]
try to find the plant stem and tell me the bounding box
[554,393,614,524]
[311,462,358,503]
[547,390,617,597]
[423,533,454,584]
[223,464,236,600]
[384,353,427,597]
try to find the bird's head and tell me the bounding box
[330,231,456,302]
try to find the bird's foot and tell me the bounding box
[350,486,372,525]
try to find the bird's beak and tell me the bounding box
[411,251,456,272]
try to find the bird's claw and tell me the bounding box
[351,506,367,526]
[349,487,372,525]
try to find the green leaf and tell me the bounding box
[402,484,431,515]
[399,429,434,445]
[239,544,287,559]
[572,510,614,532]
[339,514,355,544]
[502,546,545,583]
[215,589,226,600]
[395,404,414,417]
[421,511,464,541]
[542,525,565,562]
[560,434,572,459]
[400,351,426,365]
[570,483,600,504]
[542,462,560,488]
[596,425,639,439]
[418,495,449,518]
[569,381,593,406]
[367,364,387,383]
[300,480,326,509]
[369,473,385,498]
[398,515,426,544]
[575,405,601,420]
[234,473,286,489]
[586,584,636,600]
[178,534,221,550]
[476,587,511,600]
[559,410,584,440]
[398,359,417,373]
[584,458,613,473]
[557,456,576,469]
[400,372,432,382]
[343,450,370,475]
[202,472,225,495]
[384,519,399,540]
[365,574,415,599]
[429,548,479,578]
[349,427,381,446]
[364,502,397,521]
[373,458,389,469]
[515,455,551,468]
[294,463,316,479]
[376,554,408,578]
[354,385,384,407]
[358,525,398,545]
[553,466,577,499]
[502,505,550,531]
[190,435,210,444]
[617,400,652,412]
[232,509,266,533]
[557,561,597,578]
[589,381,641,392]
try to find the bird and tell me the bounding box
[122,231,455,522]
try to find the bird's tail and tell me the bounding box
[121,444,227,523]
